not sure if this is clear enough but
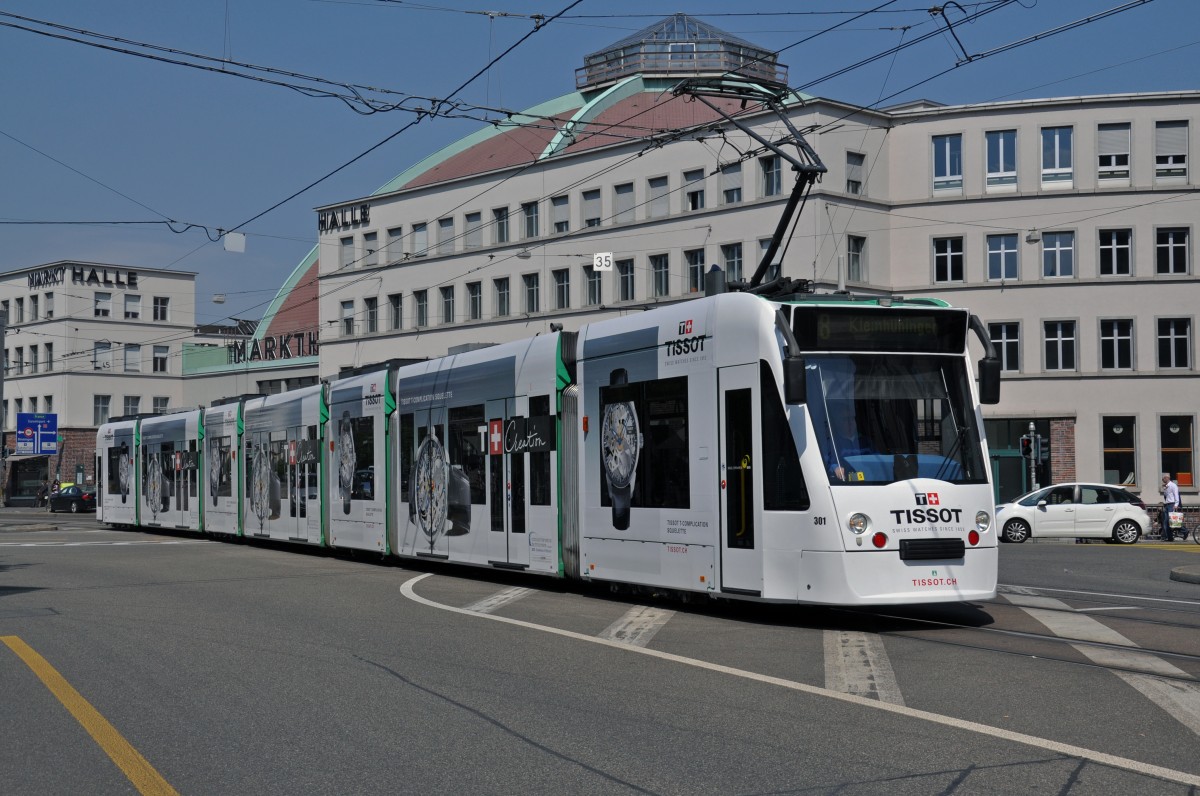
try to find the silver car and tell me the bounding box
[995,483,1150,544]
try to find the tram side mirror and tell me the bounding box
[783,356,807,405]
[977,357,1001,405]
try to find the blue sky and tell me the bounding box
[1,0,1195,325]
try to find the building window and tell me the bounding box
[1102,416,1136,487]
[28,397,36,414]
[364,296,378,333]
[123,396,141,416]
[1097,123,1130,180]
[153,345,168,373]
[388,293,402,330]
[13,348,22,375]
[44,343,52,372]
[341,300,355,335]
[441,286,455,324]
[1042,232,1075,278]
[1155,120,1189,180]
[986,234,1018,281]
[29,295,38,321]
[1157,318,1191,368]
[153,296,170,321]
[363,231,378,266]
[985,129,1016,187]
[720,163,742,204]
[1161,416,1194,488]
[339,236,354,268]
[582,189,602,227]
[28,346,38,374]
[1041,126,1073,184]
[988,322,1020,372]
[932,134,962,190]
[44,293,53,319]
[1100,319,1134,370]
[467,282,482,320]
[721,243,743,282]
[465,213,482,249]
[759,239,781,282]
[153,397,169,414]
[617,259,635,302]
[14,298,23,324]
[412,223,428,256]
[1044,320,1077,371]
[1099,229,1132,276]
[685,249,706,293]
[550,195,569,233]
[386,227,404,263]
[124,294,141,319]
[846,151,865,195]
[1156,227,1189,275]
[933,237,964,283]
[415,291,428,327]
[94,341,112,371]
[613,183,635,222]
[494,278,510,317]
[94,292,112,318]
[124,343,141,373]
[684,169,706,210]
[760,155,782,197]
[492,208,509,244]
[553,269,570,309]
[523,273,540,313]
[94,395,111,426]
[847,236,866,282]
[651,254,669,297]
[437,217,455,255]
[43,395,52,414]
[584,266,601,306]
[648,176,669,218]
[521,201,539,239]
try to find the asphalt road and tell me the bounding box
[1,512,1198,795]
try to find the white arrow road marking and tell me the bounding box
[599,606,675,647]
[1003,593,1200,736]
[824,630,905,705]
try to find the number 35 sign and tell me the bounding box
[592,252,613,271]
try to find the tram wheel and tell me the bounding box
[1002,519,1030,544]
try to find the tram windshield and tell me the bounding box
[806,354,987,486]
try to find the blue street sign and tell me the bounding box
[15,413,58,456]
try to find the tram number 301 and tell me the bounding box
[813,517,827,526]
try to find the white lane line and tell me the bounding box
[1002,594,1200,737]
[400,573,1199,788]
[1074,607,1141,613]
[464,587,535,614]
[1000,584,1200,607]
[598,606,675,647]
[823,631,905,706]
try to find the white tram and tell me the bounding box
[96,291,1001,605]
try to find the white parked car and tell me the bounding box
[995,483,1150,544]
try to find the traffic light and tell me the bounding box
[1032,435,1043,462]
[1020,435,1034,459]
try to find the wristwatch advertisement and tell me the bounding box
[411,431,448,546]
[600,368,642,530]
[338,411,355,515]
[208,440,222,507]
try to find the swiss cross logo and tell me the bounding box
[288,440,298,465]
[489,419,504,455]
[678,319,692,335]
[175,452,183,472]
[915,492,940,506]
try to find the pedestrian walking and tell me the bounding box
[1160,473,1182,541]
[35,480,48,508]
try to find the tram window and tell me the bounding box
[107,444,127,494]
[214,436,232,498]
[511,450,526,533]
[760,361,808,511]
[529,395,552,506]
[188,440,197,498]
[449,404,486,504]
[489,431,503,532]
[599,375,690,510]
[725,388,755,549]
[399,414,414,498]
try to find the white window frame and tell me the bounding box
[988,322,1021,373]
[1155,227,1189,275]
[985,129,1017,189]
[986,234,1018,281]
[1042,231,1075,278]
[1097,123,1130,181]
[1099,228,1132,276]
[932,134,963,191]
[1043,320,1077,371]
[1099,318,1134,370]
[933,237,964,283]
[1041,126,1074,186]
[1155,120,1189,181]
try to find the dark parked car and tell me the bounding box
[48,485,97,513]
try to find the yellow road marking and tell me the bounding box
[1,636,179,796]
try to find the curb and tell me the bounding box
[1169,566,1200,585]
[0,523,59,533]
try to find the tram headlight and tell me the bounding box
[975,510,991,532]
[848,513,870,535]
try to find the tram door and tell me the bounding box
[718,364,763,595]
[486,397,530,568]
[409,408,450,558]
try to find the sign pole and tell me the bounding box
[0,309,6,505]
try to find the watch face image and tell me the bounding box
[601,401,640,489]
[411,433,448,547]
[338,414,355,514]
[118,446,132,504]
[250,444,272,530]
[208,441,222,506]
[146,452,163,520]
